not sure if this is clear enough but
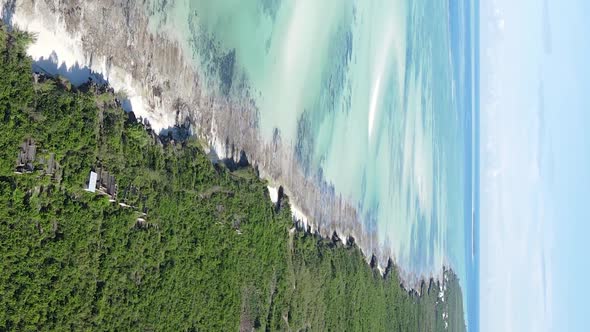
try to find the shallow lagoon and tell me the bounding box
[145,0,476,326]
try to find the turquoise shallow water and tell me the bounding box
[144,0,475,327]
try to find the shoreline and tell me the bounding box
[0,21,465,328]
[4,3,177,131]
[0,0,453,292]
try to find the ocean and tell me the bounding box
[144,0,478,329]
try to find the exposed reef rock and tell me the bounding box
[0,0,434,287]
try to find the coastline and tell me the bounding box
[0,20,466,329]
[0,0,453,292]
[4,3,177,131]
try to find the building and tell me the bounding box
[15,138,37,173]
[86,171,98,192]
[85,165,119,201]
[96,167,117,198]
[45,153,56,175]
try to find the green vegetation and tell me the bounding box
[0,25,466,331]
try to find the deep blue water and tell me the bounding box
[450,0,479,330]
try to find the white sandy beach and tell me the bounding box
[3,2,175,132]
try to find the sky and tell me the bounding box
[480,0,590,331]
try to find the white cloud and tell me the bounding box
[480,0,552,331]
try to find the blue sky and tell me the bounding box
[480,0,590,331]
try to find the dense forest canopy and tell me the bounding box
[0,25,466,331]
